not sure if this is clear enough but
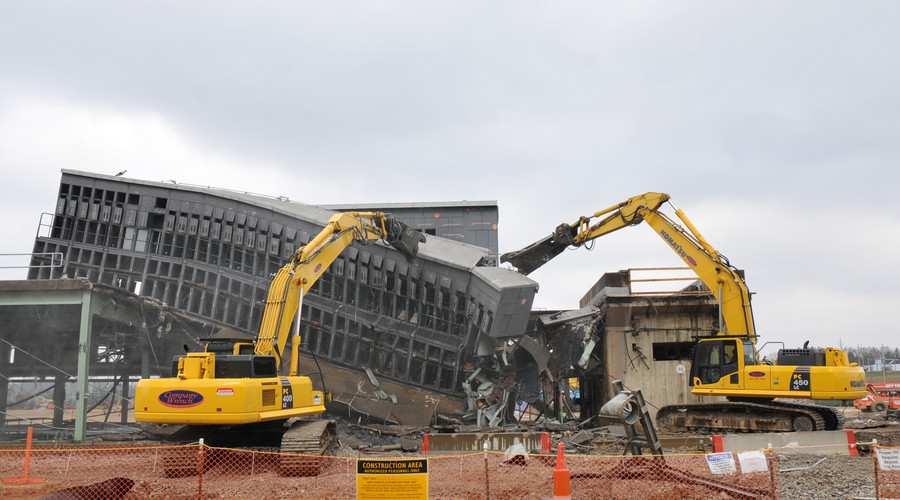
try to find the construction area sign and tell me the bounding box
[357,458,428,500]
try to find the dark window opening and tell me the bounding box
[652,342,694,361]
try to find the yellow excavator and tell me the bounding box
[134,211,424,474]
[501,192,866,432]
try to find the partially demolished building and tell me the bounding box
[1,170,723,439]
[21,170,536,426]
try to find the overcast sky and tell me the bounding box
[1,2,897,353]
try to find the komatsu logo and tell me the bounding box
[159,390,204,408]
[850,380,866,388]
[659,230,697,266]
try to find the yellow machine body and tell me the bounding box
[134,370,325,425]
[690,338,866,401]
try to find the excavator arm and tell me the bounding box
[502,192,670,275]
[501,192,755,338]
[255,211,424,363]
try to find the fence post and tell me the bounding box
[552,442,570,499]
[768,449,778,499]
[483,440,490,500]
[198,438,204,499]
[2,426,45,485]
[874,447,880,500]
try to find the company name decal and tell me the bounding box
[159,390,204,408]
[749,371,766,378]
[659,230,697,266]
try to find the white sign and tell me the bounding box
[875,448,900,471]
[737,450,769,474]
[706,452,737,474]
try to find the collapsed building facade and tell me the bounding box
[0,170,722,440]
[16,170,536,428]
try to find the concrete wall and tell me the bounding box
[603,295,722,416]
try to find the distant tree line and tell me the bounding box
[757,344,900,366]
[845,345,900,366]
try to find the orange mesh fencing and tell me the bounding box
[564,451,779,499]
[874,446,900,500]
[427,452,552,498]
[0,443,782,499]
[0,444,358,499]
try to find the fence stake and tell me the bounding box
[551,442,570,499]
[874,447,881,500]
[64,449,73,479]
[483,440,490,500]
[3,426,46,485]
[198,439,204,500]
[768,449,777,498]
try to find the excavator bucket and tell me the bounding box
[384,218,426,262]
[500,233,569,275]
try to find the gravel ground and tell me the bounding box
[772,412,899,499]
[776,454,877,499]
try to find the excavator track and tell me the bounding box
[655,401,842,434]
[278,419,336,476]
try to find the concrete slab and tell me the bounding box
[712,430,859,456]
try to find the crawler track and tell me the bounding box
[656,401,843,433]
[278,419,336,476]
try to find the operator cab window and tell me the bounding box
[742,339,757,365]
[692,339,740,385]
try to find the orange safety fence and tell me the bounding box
[565,451,779,499]
[874,446,900,500]
[0,442,791,499]
[0,444,359,499]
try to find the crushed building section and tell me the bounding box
[22,170,537,427]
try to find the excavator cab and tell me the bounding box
[690,338,756,387]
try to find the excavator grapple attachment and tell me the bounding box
[385,218,426,262]
[501,233,568,275]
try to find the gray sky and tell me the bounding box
[1,2,898,352]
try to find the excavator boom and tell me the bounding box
[254,212,424,362]
[502,192,669,275]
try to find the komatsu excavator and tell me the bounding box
[134,211,424,474]
[501,192,866,433]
